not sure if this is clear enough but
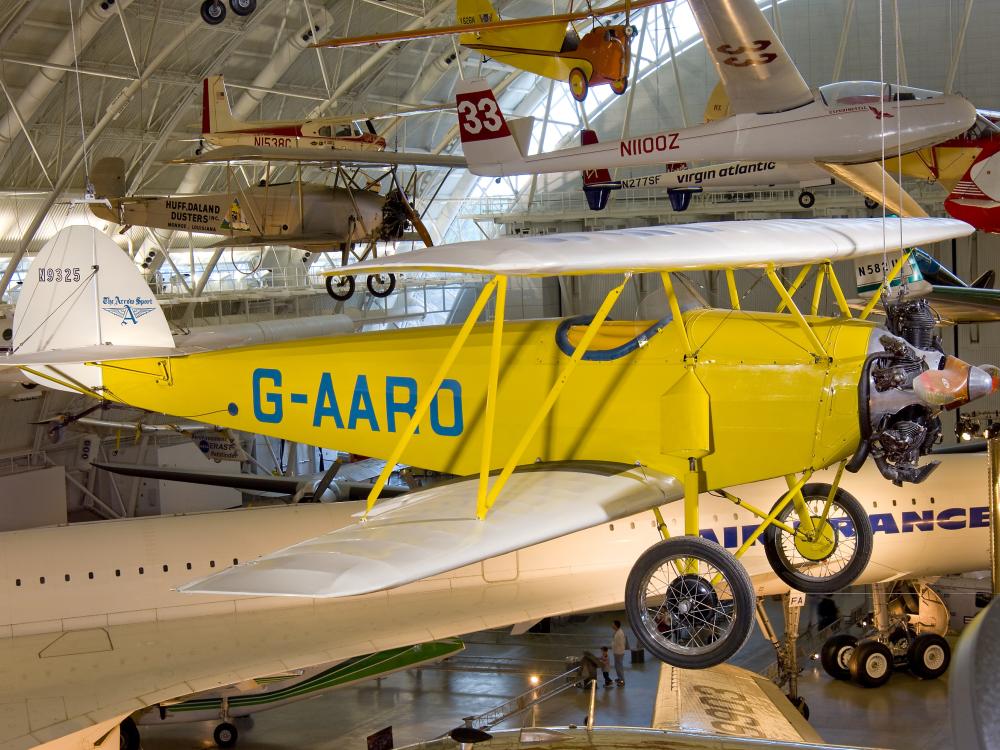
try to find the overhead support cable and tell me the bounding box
[945,0,974,94]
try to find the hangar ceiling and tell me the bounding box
[0,0,992,294]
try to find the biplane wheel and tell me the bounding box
[797,191,815,208]
[762,483,873,594]
[229,0,255,16]
[200,0,226,24]
[569,68,589,103]
[325,275,355,302]
[611,77,628,96]
[864,197,879,210]
[625,536,755,669]
[366,273,396,298]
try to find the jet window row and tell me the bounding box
[13,558,240,587]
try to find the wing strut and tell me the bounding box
[480,274,631,517]
[364,276,502,514]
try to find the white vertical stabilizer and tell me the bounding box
[11,226,174,392]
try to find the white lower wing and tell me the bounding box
[180,463,682,598]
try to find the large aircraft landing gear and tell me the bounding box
[821,582,952,687]
[756,594,809,719]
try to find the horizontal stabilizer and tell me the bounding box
[175,145,467,169]
[94,462,302,495]
[179,463,682,598]
[339,217,973,277]
[206,234,346,249]
[3,344,178,367]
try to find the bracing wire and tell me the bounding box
[67,0,92,193]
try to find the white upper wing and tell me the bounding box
[340,217,973,277]
[689,0,813,115]
[180,464,682,597]
[175,145,466,168]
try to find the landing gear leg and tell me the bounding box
[756,594,809,719]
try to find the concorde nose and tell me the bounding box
[912,357,999,409]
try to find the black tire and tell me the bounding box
[797,191,815,208]
[787,694,809,720]
[625,536,755,669]
[849,641,893,688]
[762,483,873,593]
[908,633,950,679]
[200,0,226,24]
[366,273,396,298]
[325,274,355,301]
[864,197,879,209]
[229,0,255,15]
[214,722,238,748]
[119,718,141,750]
[820,633,858,680]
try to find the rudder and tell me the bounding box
[12,226,174,392]
[202,75,241,134]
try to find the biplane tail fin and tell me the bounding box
[580,130,618,211]
[456,80,531,177]
[202,75,242,135]
[9,226,174,392]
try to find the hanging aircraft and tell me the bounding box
[582,103,1000,214]
[0,432,992,750]
[184,76,467,169]
[943,138,1000,233]
[458,0,977,218]
[130,640,463,749]
[313,0,664,103]
[88,157,423,299]
[6,217,997,675]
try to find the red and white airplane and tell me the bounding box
[199,75,386,154]
[457,0,976,217]
[945,139,1000,232]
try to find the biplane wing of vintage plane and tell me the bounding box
[313,0,662,102]
[9,217,996,672]
[461,0,975,217]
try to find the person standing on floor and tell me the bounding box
[612,620,627,687]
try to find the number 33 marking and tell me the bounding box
[718,39,777,67]
[458,98,503,135]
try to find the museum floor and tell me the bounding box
[137,604,954,750]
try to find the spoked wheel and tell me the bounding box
[611,77,628,95]
[625,537,755,669]
[366,273,396,298]
[325,274,355,301]
[762,483,873,593]
[568,68,589,102]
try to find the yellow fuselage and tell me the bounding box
[98,310,877,492]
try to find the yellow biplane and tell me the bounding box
[7,217,995,668]
[314,0,662,102]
